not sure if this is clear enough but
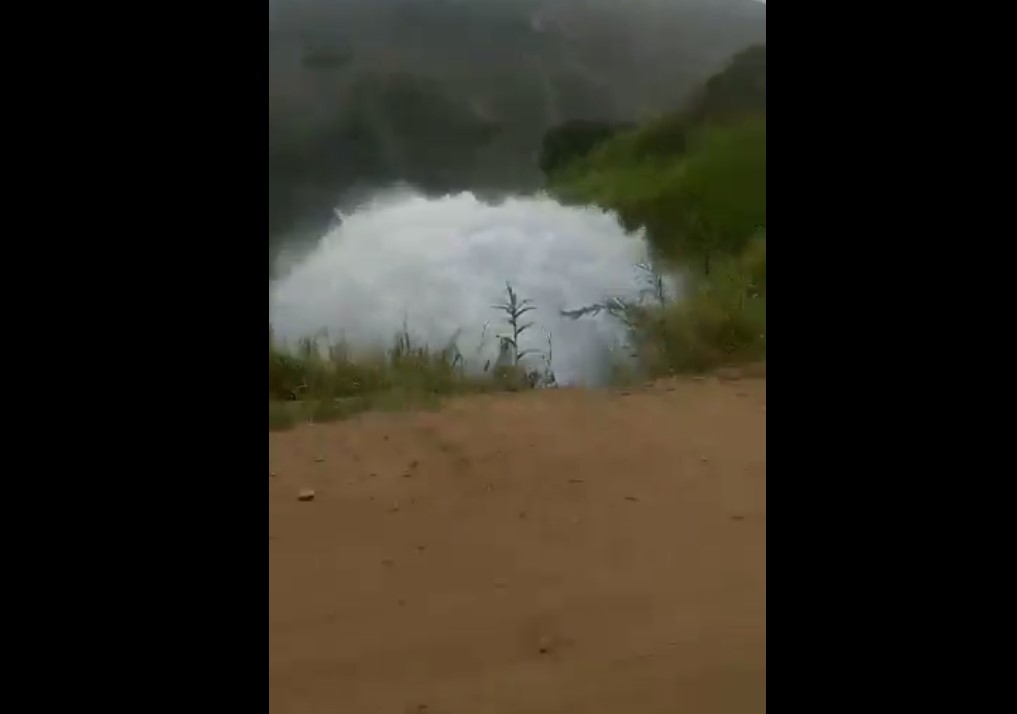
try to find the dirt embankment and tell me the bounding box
[270,375,766,713]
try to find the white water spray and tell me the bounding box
[269,190,664,385]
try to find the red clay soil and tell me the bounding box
[270,374,766,714]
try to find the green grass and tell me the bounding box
[551,116,765,267]
[268,327,505,430]
[548,113,767,378]
[268,284,555,430]
[626,236,766,376]
[554,231,766,380]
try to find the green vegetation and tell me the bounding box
[558,117,765,268]
[618,236,766,376]
[269,285,556,430]
[538,120,635,178]
[268,327,495,431]
[546,46,767,379]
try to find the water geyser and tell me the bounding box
[269,189,661,385]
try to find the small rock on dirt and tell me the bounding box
[297,489,316,502]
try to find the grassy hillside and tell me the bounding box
[549,116,766,375]
[545,47,767,376]
[553,117,765,268]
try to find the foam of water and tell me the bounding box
[269,189,661,385]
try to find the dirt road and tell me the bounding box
[270,375,766,713]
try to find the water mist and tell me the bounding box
[269,189,667,385]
